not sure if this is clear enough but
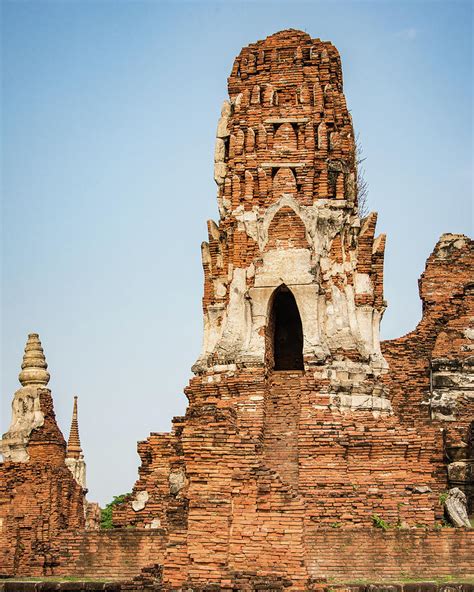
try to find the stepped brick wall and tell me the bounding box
[382,234,474,513]
[1,29,472,589]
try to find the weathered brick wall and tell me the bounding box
[382,235,474,512]
[0,387,85,578]
[0,462,85,577]
[382,235,473,425]
[298,400,441,526]
[1,29,472,589]
[53,529,166,580]
[6,527,474,585]
[50,529,472,584]
[305,528,474,581]
[109,370,454,589]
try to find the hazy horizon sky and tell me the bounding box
[1,1,472,506]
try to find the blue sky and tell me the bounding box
[1,0,472,506]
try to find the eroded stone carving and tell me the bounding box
[444,487,471,527]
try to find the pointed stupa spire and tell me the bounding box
[67,396,83,459]
[18,333,50,387]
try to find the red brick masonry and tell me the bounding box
[0,29,472,590]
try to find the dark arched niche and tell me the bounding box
[266,285,304,371]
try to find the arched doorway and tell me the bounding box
[266,285,304,371]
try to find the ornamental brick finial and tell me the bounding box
[18,333,50,387]
[66,396,82,459]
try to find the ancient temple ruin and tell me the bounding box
[0,29,472,589]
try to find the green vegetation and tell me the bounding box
[326,576,474,585]
[100,492,131,529]
[371,513,390,531]
[439,491,449,505]
[4,576,114,582]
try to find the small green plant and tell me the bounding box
[329,521,342,528]
[439,491,449,505]
[371,513,390,531]
[100,493,131,529]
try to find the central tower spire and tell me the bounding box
[194,29,387,402]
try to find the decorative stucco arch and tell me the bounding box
[260,194,313,251]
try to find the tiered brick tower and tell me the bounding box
[1,29,472,588]
[112,30,457,589]
[197,28,387,388]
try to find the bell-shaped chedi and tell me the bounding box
[0,334,87,575]
[1,333,66,464]
[19,332,50,387]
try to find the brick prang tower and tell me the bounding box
[1,29,472,588]
[112,30,454,590]
[195,28,388,407]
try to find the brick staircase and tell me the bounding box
[263,371,303,489]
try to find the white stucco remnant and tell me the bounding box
[131,490,149,512]
[255,249,314,287]
[169,468,186,495]
[0,386,45,462]
[354,273,373,295]
[65,456,87,490]
[429,367,473,421]
[411,485,432,494]
[148,518,161,529]
[329,392,392,416]
[435,234,469,259]
[194,202,388,374]
[464,327,474,341]
[216,100,231,138]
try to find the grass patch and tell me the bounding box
[327,575,474,585]
[3,576,120,582]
